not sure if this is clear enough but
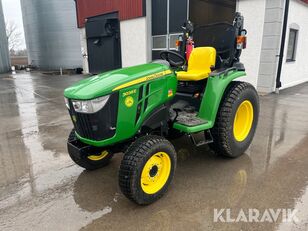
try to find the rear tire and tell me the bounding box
[209,81,259,158]
[119,135,177,205]
[68,129,113,170]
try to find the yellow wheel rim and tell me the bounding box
[141,152,171,194]
[233,100,254,142]
[87,150,109,161]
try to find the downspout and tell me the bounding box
[73,0,79,28]
[276,0,290,91]
[145,0,152,62]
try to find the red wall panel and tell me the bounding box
[75,0,144,28]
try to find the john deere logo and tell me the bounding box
[125,96,134,108]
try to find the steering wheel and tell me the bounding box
[160,51,186,67]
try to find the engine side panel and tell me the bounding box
[76,72,177,147]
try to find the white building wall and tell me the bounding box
[120,17,149,67]
[236,0,267,87]
[280,0,308,89]
[257,0,284,93]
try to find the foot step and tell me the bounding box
[189,130,213,147]
[176,112,208,127]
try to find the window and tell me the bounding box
[286,29,298,62]
[152,35,168,50]
[169,33,182,50]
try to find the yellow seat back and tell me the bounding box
[176,47,216,81]
[188,47,216,72]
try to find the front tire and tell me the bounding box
[68,129,113,170]
[209,81,259,158]
[119,135,177,205]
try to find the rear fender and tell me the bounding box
[198,70,246,128]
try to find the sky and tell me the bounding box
[2,0,26,49]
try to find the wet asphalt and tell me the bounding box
[0,72,308,231]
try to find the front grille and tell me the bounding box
[68,93,119,141]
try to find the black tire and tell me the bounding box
[68,129,113,170]
[209,81,259,158]
[119,135,177,205]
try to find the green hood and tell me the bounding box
[64,63,170,100]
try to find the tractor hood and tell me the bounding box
[64,63,171,100]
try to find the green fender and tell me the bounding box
[173,70,246,133]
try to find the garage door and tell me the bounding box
[151,0,188,60]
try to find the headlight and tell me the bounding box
[71,95,110,114]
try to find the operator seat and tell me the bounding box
[177,47,216,81]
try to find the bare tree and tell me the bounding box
[5,21,22,52]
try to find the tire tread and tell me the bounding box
[210,81,259,157]
[119,135,176,204]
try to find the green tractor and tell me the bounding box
[64,13,259,205]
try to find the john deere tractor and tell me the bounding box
[64,13,259,205]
